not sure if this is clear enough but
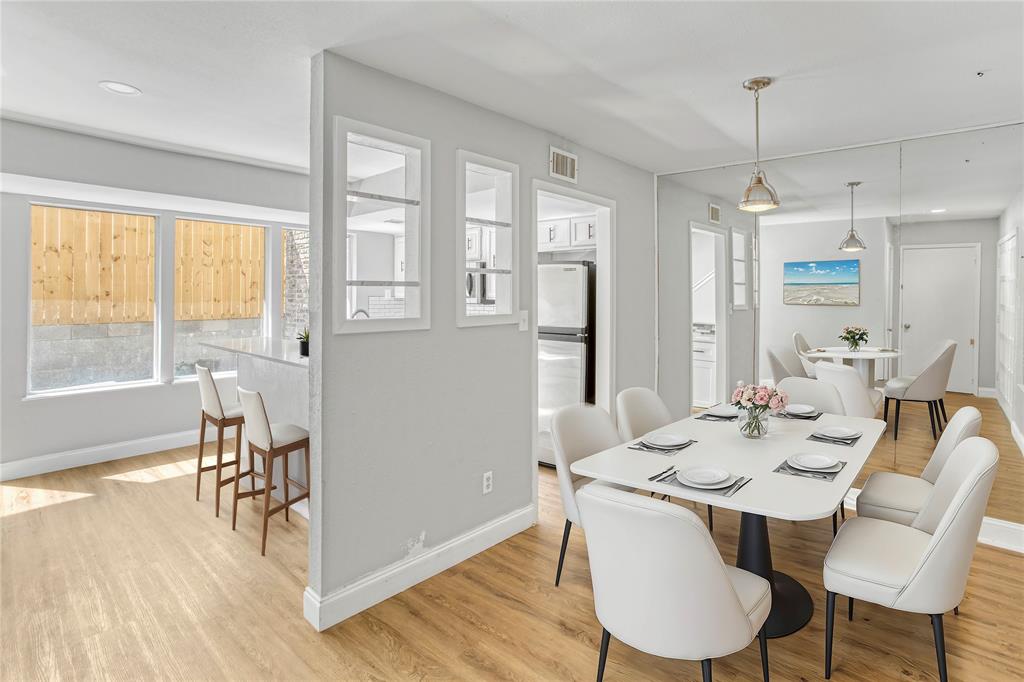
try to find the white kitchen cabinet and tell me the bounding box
[692,359,716,408]
[570,216,597,247]
[538,218,571,251]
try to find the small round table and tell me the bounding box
[805,347,900,386]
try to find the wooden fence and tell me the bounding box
[31,205,157,325]
[30,207,266,325]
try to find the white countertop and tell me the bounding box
[199,337,309,368]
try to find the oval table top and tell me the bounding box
[805,346,901,360]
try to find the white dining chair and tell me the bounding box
[551,404,627,586]
[577,484,770,682]
[766,345,807,385]
[235,388,310,556]
[616,387,715,531]
[883,339,957,441]
[857,406,982,527]
[195,364,245,516]
[823,437,998,682]
[792,332,821,378]
[815,362,883,418]
[775,377,845,416]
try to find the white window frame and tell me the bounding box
[332,116,431,334]
[731,228,750,311]
[455,149,520,328]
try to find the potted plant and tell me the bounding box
[839,325,869,352]
[296,328,310,357]
[731,383,788,439]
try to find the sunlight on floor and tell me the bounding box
[102,458,197,484]
[1,484,93,517]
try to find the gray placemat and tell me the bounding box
[806,433,862,447]
[773,460,847,482]
[774,411,823,421]
[665,474,751,497]
[695,414,738,422]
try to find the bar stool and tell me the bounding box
[195,364,245,517]
[234,388,310,555]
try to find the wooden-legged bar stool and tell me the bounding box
[235,387,310,556]
[195,364,245,517]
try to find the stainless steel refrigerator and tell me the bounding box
[537,262,596,466]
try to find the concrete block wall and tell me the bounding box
[283,229,311,339]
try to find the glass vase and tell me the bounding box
[847,340,861,351]
[737,406,770,439]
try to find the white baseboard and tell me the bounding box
[977,386,999,399]
[1,427,223,481]
[303,504,535,632]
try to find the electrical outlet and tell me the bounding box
[482,471,493,495]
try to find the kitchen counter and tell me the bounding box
[199,337,308,368]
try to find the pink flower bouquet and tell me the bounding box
[731,383,788,438]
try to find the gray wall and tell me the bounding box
[309,53,656,606]
[896,218,1000,388]
[657,176,755,416]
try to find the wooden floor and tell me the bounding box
[2,392,1022,681]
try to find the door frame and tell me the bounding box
[688,220,731,407]
[530,180,617,512]
[898,242,981,395]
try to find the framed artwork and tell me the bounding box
[783,259,860,305]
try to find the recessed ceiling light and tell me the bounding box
[930,208,947,214]
[98,80,142,96]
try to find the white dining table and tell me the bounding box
[570,410,886,638]
[804,346,900,386]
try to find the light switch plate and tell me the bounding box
[518,310,529,331]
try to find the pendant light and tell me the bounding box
[838,181,867,252]
[738,77,780,212]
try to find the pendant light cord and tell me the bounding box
[753,88,761,173]
[850,182,855,228]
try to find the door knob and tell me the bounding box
[903,323,911,330]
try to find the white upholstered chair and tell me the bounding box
[195,364,245,516]
[615,387,715,531]
[823,437,998,682]
[551,404,625,586]
[815,362,883,418]
[577,484,771,682]
[775,377,845,416]
[857,406,982,527]
[883,340,957,440]
[235,388,310,556]
[792,332,821,378]
[766,345,807,385]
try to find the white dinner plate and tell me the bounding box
[642,433,690,449]
[680,467,730,486]
[785,403,816,415]
[814,426,862,440]
[679,470,739,490]
[788,453,840,471]
[706,404,738,418]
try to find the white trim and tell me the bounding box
[303,504,534,631]
[843,487,1023,553]
[1011,420,1024,457]
[977,386,999,399]
[898,242,982,394]
[0,426,223,481]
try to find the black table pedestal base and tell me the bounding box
[737,511,815,638]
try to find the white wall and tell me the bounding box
[306,53,656,628]
[657,176,755,416]
[690,230,717,324]
[896,218,1000,388]
[0,121,308,475]
[758,218,889,382]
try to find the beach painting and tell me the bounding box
[783,259,860,306]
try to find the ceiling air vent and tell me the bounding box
[708,203,722,225]
[549,146,578,184]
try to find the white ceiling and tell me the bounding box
[2,2,1021,177]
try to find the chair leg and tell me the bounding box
[935,401,944,430]
[248,447,256,492]
[707,505,714,533]
[893,400,901,441]
[758,626,769,682]
[832,511,838,537]
[701,658,713,682]
[596,628,610,682]
[840,504,845,520]
[927,401,938,440]
[260,454,274,556]
[848,597,854,621]
[555,520,572,586]
[825,591,836,679]
[953,605,959,616]
[883,396,890,422]
[195,414,207,501]
[939,398,948,424]
[231,443,243,531]
[213,425,225,517]
[931,614,949,682]
[283,451,290,523]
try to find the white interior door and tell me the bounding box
[899,244,980,393]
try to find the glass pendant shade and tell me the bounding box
[738,170,780,212]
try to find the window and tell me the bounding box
[282,227,310,339]
[173,219,265,376]
[29,205,156,391]
[731,229,748,310]
[456,150,519,326]
[336,117,430,333]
